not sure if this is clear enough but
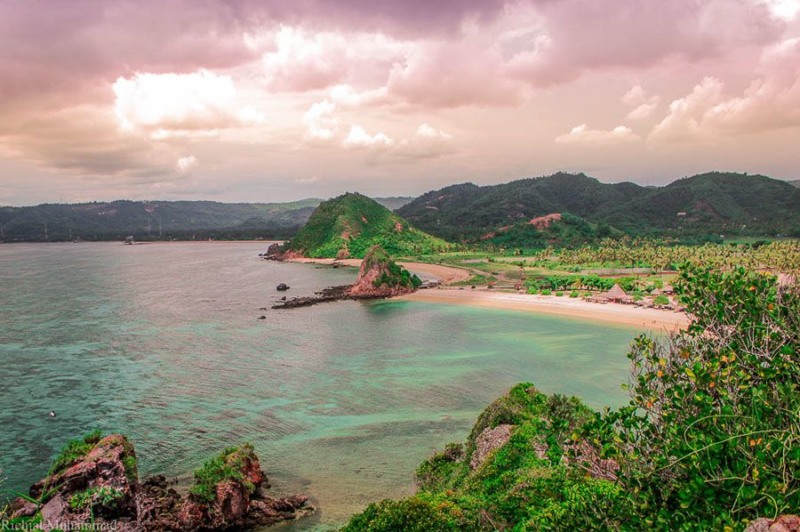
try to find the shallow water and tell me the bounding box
[0,242,639,528]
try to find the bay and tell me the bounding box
[0,242,639,528]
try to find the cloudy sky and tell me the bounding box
[1,0,799,205]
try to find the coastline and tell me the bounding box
[287,257,472,284]
[286,257,687,331]
[400,288,689,331]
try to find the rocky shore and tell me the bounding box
[4,434,311,531]
[269,244,422,309]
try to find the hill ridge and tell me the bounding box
[397,171,800,239]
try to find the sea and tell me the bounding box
[0,242,641,529]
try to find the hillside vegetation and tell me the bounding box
[283,193,449,258]
[397,172,800,241]
[479,213,623,250]
[345,267,800,530]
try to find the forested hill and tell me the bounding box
[0,197,412,242]
[283,192,449,258]
[396,172,800,241]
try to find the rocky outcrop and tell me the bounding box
[470,425,514,470]
[746,515,800,532]
[4,435,311,531]
[261,243,304,261]
[347,245,421,298]
[271,246,420,309]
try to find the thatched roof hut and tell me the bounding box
[650,288,662,296]
[661,283,675,294]
[777,273,797,288]
[606,284,631,302]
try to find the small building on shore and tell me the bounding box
[605,284,633,304]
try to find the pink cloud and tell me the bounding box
[650,38,800,142]
[507,0,782,87]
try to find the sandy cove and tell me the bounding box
[286,258,687,331]
[400,289,688,331]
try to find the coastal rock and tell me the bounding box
[264,243,281,257]
[178,444,309,530]
[470,424,514,470]
[272,246,421,309]
[564,440,620,481]
[276,283,290,291]
[21,434,139,531]
[746,515,800,532]
[7,435,311,531]
[347,245,421,299]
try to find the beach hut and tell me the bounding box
[605,284,632,303]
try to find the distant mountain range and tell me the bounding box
[1,173,798,243]
[0,197,413,242]
[397,172,800,241]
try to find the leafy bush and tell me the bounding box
[68,486,123,511]
[588,266,800,528]
[653,294,670,306]
[342,494,469,531]
[570,291,580,298]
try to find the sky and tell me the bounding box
[1,0,799,206]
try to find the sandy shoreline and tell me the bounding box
[287,257,687,331]
[400,289,688,331]
[288,257,472,284]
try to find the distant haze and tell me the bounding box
[0,1,798,205]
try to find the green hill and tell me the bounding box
[283,192,450,258]
[397,172,800,240]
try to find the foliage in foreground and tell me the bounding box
[344,267,800,530]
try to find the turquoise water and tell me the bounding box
[0,242,638,528]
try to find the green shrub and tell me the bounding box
[540,289,552,295]
[342,495,470,531]
[653,294,670,306]
[68,486,123,511]
[570,291,580,298]
[589,266,800,528]
[555,291,563,297]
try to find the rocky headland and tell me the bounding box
[3,433,311,531]
[271,244,422,309]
